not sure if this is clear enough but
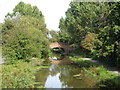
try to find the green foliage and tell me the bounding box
[6,1,44,22]
[2,19,16,34]
[2,59,50,88]
[2,2,50,64]
[68,47,91,58]
[2,61,36,88]
[69,56,97,68]
[59,17,72,44]
[93,25,120,66]
[81,32,96,51]
[59,2,110,45]
[68,54,120,88]
[59,2,120,68]
[49,30,59,42]
[93,26,115,57]
[2,16,50,64]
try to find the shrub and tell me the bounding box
[2,61,36,88]
[2,16,50,63]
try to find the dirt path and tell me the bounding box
[81,57,120,75]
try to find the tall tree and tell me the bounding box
[6,1,44,21]
[49,30,59,42]
[93,2,120,66]
[5,1,48,35]
[59,1,120,67]
[2,2,51,63]
[59,2,110,46]
[59,17,72,44]
[2,16,50,63]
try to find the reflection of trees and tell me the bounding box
[49,64,61,76]
[35,68,49,87]
[59,65,97,88]
[35,64,98,88]
[35,64,61,87]
[59,65,82,88]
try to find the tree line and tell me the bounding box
[1,1,120,68]
[59,2,120,68]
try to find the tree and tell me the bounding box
[59,2,110,47]
[2,16,50,63]
[2,2,51,63]
[59,1,120,68]
[6,1,44,21]
[92,2,120,67]
[59,17,72,44]
[0,23,2,44]
[49,30,59,42]
[5,1,49,34]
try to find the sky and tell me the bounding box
[0,0,71,31]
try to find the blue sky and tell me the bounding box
[0,0,71,30]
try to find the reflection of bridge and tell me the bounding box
[50,42,75,53]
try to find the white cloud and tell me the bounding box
[0,0,71,30]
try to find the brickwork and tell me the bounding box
[50,42,75,53]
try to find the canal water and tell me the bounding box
[35,53,98,88]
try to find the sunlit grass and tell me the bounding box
[68,54,120,88]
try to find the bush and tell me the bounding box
[2,16,50,63]
[2,61,36,88]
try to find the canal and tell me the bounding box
[35,52,98,88]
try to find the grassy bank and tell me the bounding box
[68,55,120,88]
[2,58,50,88]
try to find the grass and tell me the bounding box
[2,59,49,88]
[2,61,36,88]
[69,56,98,68]
[68,51,120,88]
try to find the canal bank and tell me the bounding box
[34,51,120,88]
[68,55,120,88]
[35,62,98,88]
[2,51,120,88]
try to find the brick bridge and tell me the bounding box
[50,42,75,53]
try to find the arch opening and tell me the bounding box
[51,47,65,54]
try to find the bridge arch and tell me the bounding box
[50,42,75,54]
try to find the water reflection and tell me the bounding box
[35,64,98,88]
